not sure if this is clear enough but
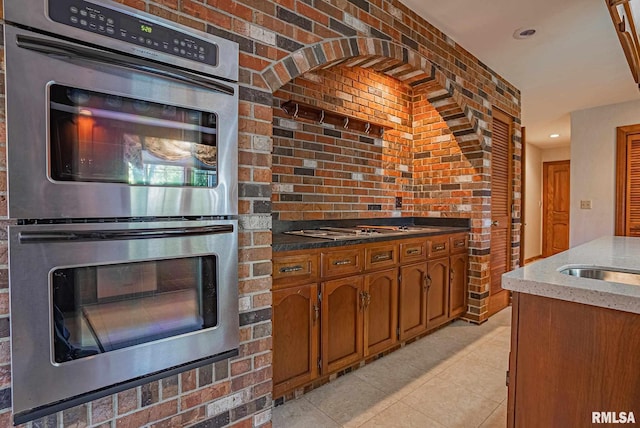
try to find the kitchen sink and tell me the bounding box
[560,267,640,286]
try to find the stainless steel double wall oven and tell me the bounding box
[5,0,240,423]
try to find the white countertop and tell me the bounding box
[502,236,640,314]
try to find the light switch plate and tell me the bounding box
[580,200,592,209]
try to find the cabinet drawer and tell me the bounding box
[450,234,468,254]
[273,253,318,287]
[365,243,398,270]
[321,248,363,277]
[428,236,449,258]
[400,239,427,263]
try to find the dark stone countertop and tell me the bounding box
[272,217,470,252]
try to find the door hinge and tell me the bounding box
[318,358,322,370]
[505,370,510,387]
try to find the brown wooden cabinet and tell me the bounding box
[273,230,470,398]
[449,253,468,318]
[426,257,450,329]
[364,268,398,356]
[398,262,428,341]
[272,283,319,397]
[508,293,640,427]
[321,276,364,374]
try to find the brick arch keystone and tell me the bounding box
[261,37,487,153]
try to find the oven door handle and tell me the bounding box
[15,34,235,96]
[18,224,235,243]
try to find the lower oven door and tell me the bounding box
[9,220,238,421]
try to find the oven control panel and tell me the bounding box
[48,0,218,67]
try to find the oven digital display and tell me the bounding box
[47,0,218,66]
[49,84,219,187]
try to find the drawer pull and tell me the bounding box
[433,243,446,251]
[333,259,353,266]
[454,240,466,248]
[279,265,303,273]
[372,253,391,261]
[406,248,421,255]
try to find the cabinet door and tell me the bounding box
[273,284,319,397]
[449,253,468,319]
[427,257,450,329]
[321,276,364,374]
[364,268,398,356]
[398,262,428,341]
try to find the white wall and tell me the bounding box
[523,144,571,261]
[524,143,542,260]
[542,146,571,163]
[570,99,640,246]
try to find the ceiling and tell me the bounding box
[400,0,640,149]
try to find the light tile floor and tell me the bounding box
[273,306,512,428]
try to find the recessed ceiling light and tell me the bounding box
[513,28,536,39]
[550,133,560,138]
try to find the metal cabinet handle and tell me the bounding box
[279,265,303,273]
[333,259,352,266]
[433,244,446,251]
[313,303,319,322]
[407,248,420,255]
[360,291,367,310]
[372,253,391,262]
[423,273,428,291]
[492,220,500,227]
[366,292,371,307]
[454,240,466,248]
[426,274,432,290]
[450,267,455,282]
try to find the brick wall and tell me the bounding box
[0,0,521,426]
[272,65,413,220]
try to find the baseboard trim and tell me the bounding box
[524,255,543,265]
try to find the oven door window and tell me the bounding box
[51,256,217,363]
[49,84,218,187]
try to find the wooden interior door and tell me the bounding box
[489,109,513,314]
[542,161,570,256]
[616,125,640,237]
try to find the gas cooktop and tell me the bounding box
[284,225,444,241]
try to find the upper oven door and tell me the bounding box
[5,25,238,220]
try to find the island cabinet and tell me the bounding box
[508,292,640,427]
[273,231,469,398]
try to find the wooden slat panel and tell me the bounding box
[492,117,510,216]
[490,110,512,304]
[627,138,640,236]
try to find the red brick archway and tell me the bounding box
[263,37,495,323]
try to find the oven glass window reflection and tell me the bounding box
[49,84,218,187]
[52,257,218,363]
